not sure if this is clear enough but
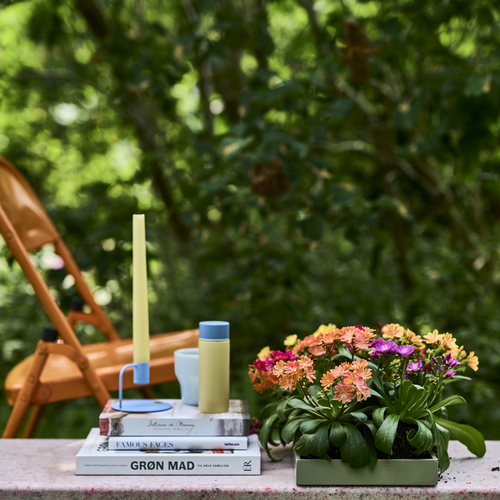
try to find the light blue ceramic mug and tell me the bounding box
[174,348,199,406]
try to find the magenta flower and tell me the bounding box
[371,339,398,355]
[444,353,459,368]
[407,360,422,372]
[253,359,267,371]
[423,362,435,373]
[444,368,455,378]
[396,345,415,357]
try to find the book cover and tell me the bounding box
[76,428,261,476]
[99,399,250,437]
[109,435,248,450]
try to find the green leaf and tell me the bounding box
[307,385,322,400]
[397,379,413,404]
[350,411,367,422]
[276,399,290,421]
[287,398,318,413]
[281,417,307,444]
[308,424,330,458]
[434,417,486,458]
[340,423,370,469]
[329,421,347,447]
[373,407,387,428]
[375,413,400,455]
[405,419,433,454]
[363,425,378,470]
[258,413,282,462]
[435,423,451,473]
[369,387,393,408]
[429,395,467,413]
[300,419,325,434]
[294,433,313,457]
[363,420,378,437]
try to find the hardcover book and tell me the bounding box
[109,435,248,450]
[76,428,261,476]
[99,399,250,437]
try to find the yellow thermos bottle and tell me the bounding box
[198,321,230,413]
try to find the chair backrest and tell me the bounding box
[0,156,120,342]
[0,157,58,252]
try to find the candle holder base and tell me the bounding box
[111,362,172,413]
[111,399,172,413]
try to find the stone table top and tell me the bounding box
[0,438,498,499]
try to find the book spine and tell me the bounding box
[99,417,250,437]
[109,436,248,450]
[76,454,260,475]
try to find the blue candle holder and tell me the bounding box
[111,362,172,413]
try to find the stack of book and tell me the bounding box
[76,399,261,475]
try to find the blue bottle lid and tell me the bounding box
[199,321,230,340]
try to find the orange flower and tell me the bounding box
[262,370,278,388]
[467,351,479,371]
[330,365,348,380]
[304,365,316,382]
[382,323,405,339]
[440,332,458,352]
[309,345,327,356]
[405,329,425,349]
[322,329,342,344]
[272,360,287,377]
[248,367,259,382]
[353,330,374,350]
[303,334,319,346]
[342,372,354,386]
[333,383,355,404]
[340,361,352,370]
[253,383,268,393]
[284,360,302,374]
[298,355,314,369]
[340,326,357,344]
[354,367,372,380]
[351,359,368,370]
[424,329,441,344]
[320,370,336,388]
[292,340,307,355]
[279,373,297,391]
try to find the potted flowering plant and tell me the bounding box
[248,324,485,486]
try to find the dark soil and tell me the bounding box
[301,422,432,460]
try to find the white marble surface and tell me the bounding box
[0,439,498,499]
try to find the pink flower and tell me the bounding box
[333,383,355,404]
[308,345,327,356]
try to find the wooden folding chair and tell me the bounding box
[0,156,198,438]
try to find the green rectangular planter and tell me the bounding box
[295,453,438,486]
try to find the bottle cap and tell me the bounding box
[199,321,230,340]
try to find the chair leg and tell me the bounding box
[2,340,49,438]
[21,405,45,438]
[139,386,156,399]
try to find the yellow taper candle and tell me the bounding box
[133,214,150,364]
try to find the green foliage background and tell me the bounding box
[0,0,499,438]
